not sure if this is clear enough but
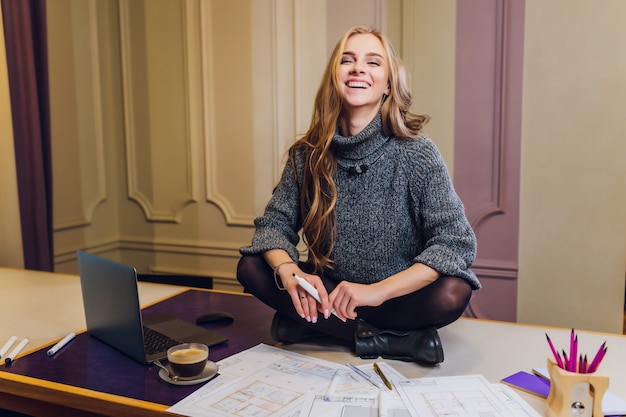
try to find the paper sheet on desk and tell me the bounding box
[300,362,408,417]
[167,344,345,417]
[396,374,542,417]
[168,344,413,417]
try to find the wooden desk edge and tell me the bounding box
[0,289,248,416]
[0,371,170,417]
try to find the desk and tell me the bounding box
[1,267,625,416]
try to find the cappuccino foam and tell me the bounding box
[169,348,207,364]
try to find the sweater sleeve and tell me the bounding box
[407,139,480,289]
[239,156,303,262]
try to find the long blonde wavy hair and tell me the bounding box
[289,25,430,274]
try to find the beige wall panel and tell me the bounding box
[326,0,386,53]
[119,0,198,223]
[518,0,626,333]
[272,1,297,176]
[294,1,326,135]
[140,0,302,277]
[0,5,24,268]
[48,0,107,231]
[116,0,296,279]
[202,0,276,224]
[47,0,124,268]
[401,0,456,172]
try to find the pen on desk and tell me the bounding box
[324,370,341,401]
[346,363,383,389]
[4,338,29,365]
[378,389,388,417]
[373,362,393,390]
[47,332,76,356]
[0,336,18,359]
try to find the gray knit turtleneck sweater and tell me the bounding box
[240,114,480,289]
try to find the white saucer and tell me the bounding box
[158,361,219,385]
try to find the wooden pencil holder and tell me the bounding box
[545,358,608,417]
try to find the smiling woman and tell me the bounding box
[336,33,390,130]
[237,25,479,365]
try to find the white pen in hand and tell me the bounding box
[5,338,29,365]
[293,274,339,318]
[0,336,18,359]
[47,332,76,356]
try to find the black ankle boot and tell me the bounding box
[270,313,322,344]
[354,319,444,365]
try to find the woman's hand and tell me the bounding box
[281,268,332,323]
[264,250,332,323]
[328,263,441,320]
[328,281,385,321]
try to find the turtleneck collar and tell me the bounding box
[332,113,389,166]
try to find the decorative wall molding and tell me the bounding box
[54,238,120,264]
[119,0,198,223]
[463,260,518,319]
[118,236,242,255]
[454,0,525,321]
[53,0,107,231]
[54,235,241,272]
[472,259,518,280]
[466,0,506,229]
[200,0,288,226]
[54,236,243,258]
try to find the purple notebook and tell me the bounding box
[501,371,550,397]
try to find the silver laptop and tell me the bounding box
[77,251,228,364]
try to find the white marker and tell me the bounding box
[324,370,342,401]
[5,338,29,365]
[378,389,388,417]
[0,336,18,359]
[47,332,76,356]
[293,274,338,317]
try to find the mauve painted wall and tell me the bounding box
[454,0,525,321]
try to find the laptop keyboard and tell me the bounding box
[142,326,181,355]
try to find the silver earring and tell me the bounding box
[382,93,388,103]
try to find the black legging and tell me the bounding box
[237,254,472,342]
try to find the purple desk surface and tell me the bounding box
[3,290,275,407]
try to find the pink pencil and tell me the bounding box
[569,329,576,372]
[545,333,564,369]
[587,345,607,373]
[580,354,588,374]
[571,335,578,372]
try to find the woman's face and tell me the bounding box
[338,33,390,118]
